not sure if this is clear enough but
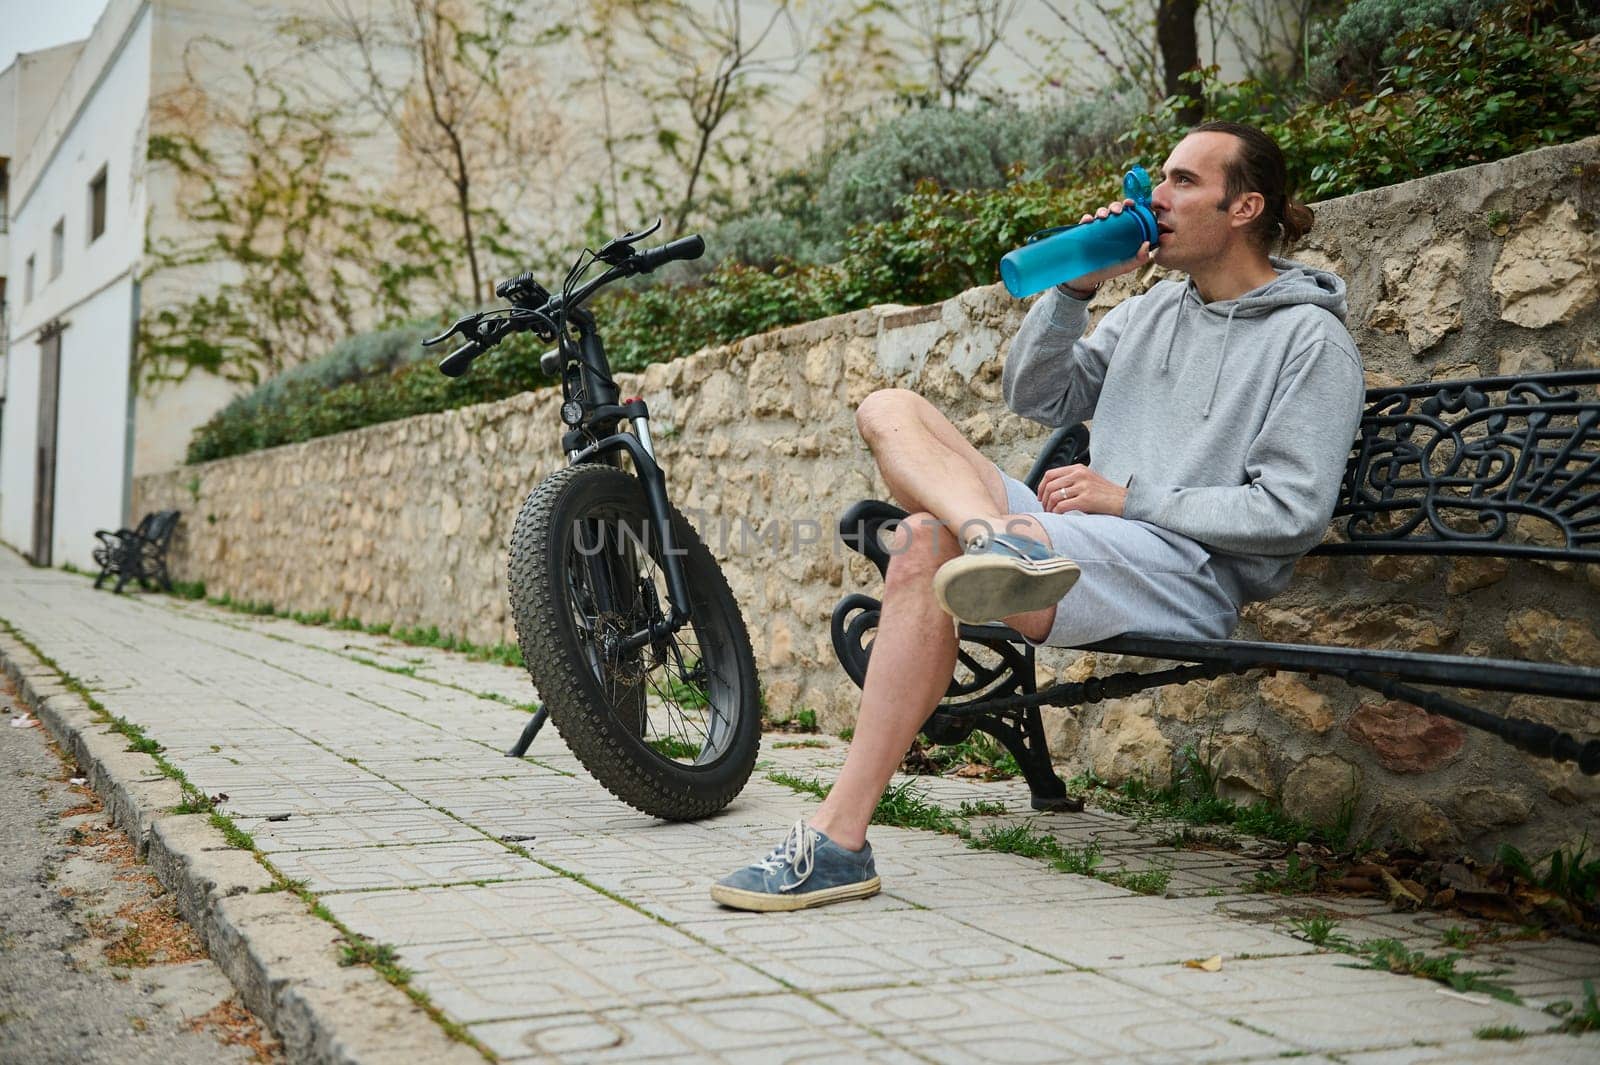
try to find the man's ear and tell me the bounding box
[1231,191,1265,229]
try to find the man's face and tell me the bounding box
[1149,132,1248,270]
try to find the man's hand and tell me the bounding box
[1061,198,1157,294]
[1036,464,1127,517]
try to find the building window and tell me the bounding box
[50,218,64,279]
[88,166,107,242]
[25,255,34,302]
[0,158,10,234]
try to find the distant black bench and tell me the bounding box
[832,370,1600,811]
[93,510,180,594]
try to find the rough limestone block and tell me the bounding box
[1366,242,1466,352]
[1086,697,1170,784]
[1282,754,1361,826]
[1492,201,1599,328]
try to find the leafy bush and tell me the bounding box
[705,92,1141,269]
[815,104,1041,231]
[1134,0,1600,200]
[1309,0,1499,95]
[707,212,821,270]
[1030,85,1149,174]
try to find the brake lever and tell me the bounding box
[422,311,484,348]
[594,217,664,265]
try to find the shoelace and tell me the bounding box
[751,820,816,891]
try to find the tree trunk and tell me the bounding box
[1157,0,1203,125]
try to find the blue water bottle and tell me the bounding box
[999,167,1160,299]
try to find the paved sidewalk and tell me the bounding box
[2,553,1597,1064]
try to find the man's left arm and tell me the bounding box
[1118,341,1365,556]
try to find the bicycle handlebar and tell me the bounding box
[439,341,485,378]
[634,234,705,274]
[427,229,705,379]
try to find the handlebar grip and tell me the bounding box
[636,234,705,274]
[439,341,485,378]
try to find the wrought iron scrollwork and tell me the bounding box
[1325,370,1600,561]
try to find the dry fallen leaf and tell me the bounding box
[1379,868,1424,910]
[1183,955,1223,972]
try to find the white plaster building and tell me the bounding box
[0,0,335,569]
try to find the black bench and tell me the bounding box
[93,510,180,594]
[832,369,1600,811]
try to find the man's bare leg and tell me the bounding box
[811,515,1056,849]
[855,388,1012,539]
[809,514,959,849]
[811,387,1061,850]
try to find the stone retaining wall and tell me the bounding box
[136,137,1600,859]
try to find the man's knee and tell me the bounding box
[883,511,959,589]
[855,388,926,445]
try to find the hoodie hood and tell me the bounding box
[1198,257,1349,322]
[1162,258,1350,415]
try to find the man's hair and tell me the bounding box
[1190,120,1314,250]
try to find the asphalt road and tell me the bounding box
[0,679,281,1065]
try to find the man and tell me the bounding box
[711,120,1365,912]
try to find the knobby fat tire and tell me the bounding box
[507,464,761,819]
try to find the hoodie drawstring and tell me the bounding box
[1160,297,1185,375]
[1203,305,1238,418]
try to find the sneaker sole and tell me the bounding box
[709,876,882,912]
[933,553,1081,624]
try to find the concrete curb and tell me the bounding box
[0,630,484,1065]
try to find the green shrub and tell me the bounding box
[1131,0,1600,201]
[1309,0,1499,95]
[708,211,818,269]
[816,104,1040,230]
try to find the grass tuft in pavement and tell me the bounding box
[1348,937,1520,1003]
[1554,979,1600,1034]
[1287,914,1351,949]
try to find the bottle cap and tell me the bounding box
[1123,165,1159,248]
[1123,165,1153,206]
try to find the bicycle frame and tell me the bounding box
[424,227,708,652]
[557,309,694,654]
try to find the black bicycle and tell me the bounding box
[423,222,761,820]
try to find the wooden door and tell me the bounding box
[31,320,64,566]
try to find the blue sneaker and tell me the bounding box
[933,531,1080,624]
[711,821,880,912]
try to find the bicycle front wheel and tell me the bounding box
[507,464,761,819]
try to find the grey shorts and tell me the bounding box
[998,471,1241,648]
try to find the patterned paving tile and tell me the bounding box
[1221,979,1564,1053]
[1335,1033,1600,1064]
[232,807,484,852]
[679,908,1067,992]
[405,926,782,1023]
[944,899,1317,970]
[319,877,656,946]
[877,850,1132,908]
[820,972,1299,1063]
[201,778,431,817]
[267,839,553,892]
[473,994,915,1063]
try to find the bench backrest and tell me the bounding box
[1023,370,1600,564]
[1322,370,1600,562]
[145,510,181,547]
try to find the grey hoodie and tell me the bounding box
[1003,258,1365,602]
